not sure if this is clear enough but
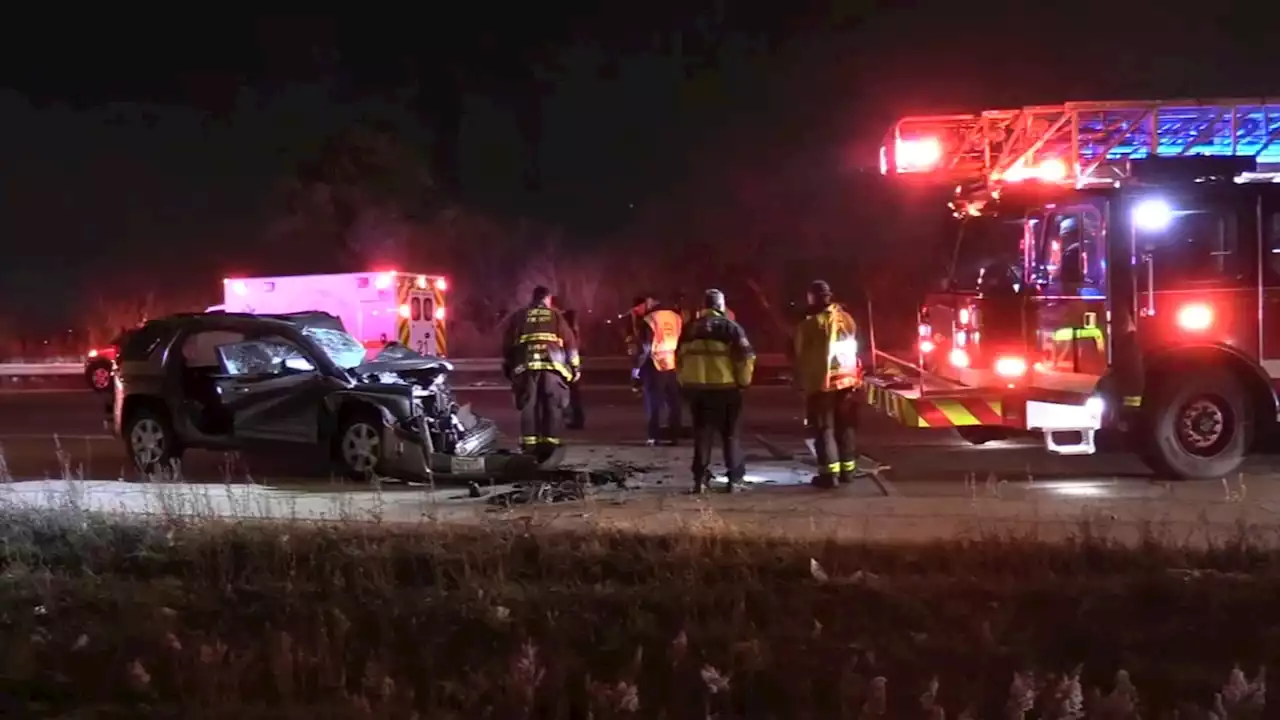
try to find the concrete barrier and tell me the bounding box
[0,355,793,378]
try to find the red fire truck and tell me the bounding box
[869,98,1280,480]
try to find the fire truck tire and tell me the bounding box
[955,426,1007,445]
[1141,368,1249,480]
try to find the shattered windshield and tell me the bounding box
[303,327,367,369]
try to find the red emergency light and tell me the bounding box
[889,137,944,174]
[1176,303,1213,331]
[995,157,1068,183]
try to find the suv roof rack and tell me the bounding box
[882,98,1280,193]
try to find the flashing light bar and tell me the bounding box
[881,99,1280,188]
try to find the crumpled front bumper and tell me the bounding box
[376,410,542,481]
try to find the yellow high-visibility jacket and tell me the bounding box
[676,310,755,389]
[793,303,861,394]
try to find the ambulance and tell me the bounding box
[214,271,449,357]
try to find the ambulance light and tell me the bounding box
[895,137,943,173]
[375,272,395,290]
[1133,198,1174,232]
[949,348,970,368]
[415,275,427,289]
[994,355,1028,378]
[230,280,248,296]
[434,277,448,292]
[434,306,447,321]
[398,304,411,319]
[1175,303,1213,331]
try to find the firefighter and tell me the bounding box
[676,289,756,493]
[502,286,580,462]
[563,308,585,430]
[632,296,685,445]
[793,279,862,489]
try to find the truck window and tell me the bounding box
[1139,208,1240,287]
[1029,204,1105,295]
[949,216,1023,292]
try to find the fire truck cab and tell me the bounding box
[873,98,1280,480]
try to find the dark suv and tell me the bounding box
[111,311,498,479]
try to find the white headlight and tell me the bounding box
[1085,396,1105,417]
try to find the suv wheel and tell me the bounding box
[124,408,182,475]
[86,361,113,393]
[334,413,384,480]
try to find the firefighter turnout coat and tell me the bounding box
[676,309,756,389]
[793,303,861,394]
[634,307,684,372]
[503,304,581,382]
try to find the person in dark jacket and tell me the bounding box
[502,286,580,461]
[676,289,756,493]
[562,308,585,430]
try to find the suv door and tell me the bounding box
[212,337,326,444]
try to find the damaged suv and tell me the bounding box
[111,311,501,480]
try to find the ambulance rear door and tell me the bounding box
[407,291,438,356]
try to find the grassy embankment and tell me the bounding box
[0,441,1271,717]
[0,488,1274,719]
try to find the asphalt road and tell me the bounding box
[0,384,1214,486]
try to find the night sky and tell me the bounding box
[1,2,1277,335]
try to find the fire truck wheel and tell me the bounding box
[1142,368,1249,480]
[955,426,1007,445]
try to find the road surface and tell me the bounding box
[4,387,1280,545]
[0,385,1263,484]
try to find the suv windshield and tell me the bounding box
[302,327,367,369]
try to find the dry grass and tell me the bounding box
[0,443,1276,717]
[0,497,1275,719]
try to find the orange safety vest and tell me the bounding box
[645,309,683,371]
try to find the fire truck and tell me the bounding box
[215,271,450,357]
[870,98,1280,480]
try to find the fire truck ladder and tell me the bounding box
[882,98,1280,189]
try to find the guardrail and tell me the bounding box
[0,354,794,377]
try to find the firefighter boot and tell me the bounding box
[839,460,859,485]
[810,473,838,490]
[688,471,711,495]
